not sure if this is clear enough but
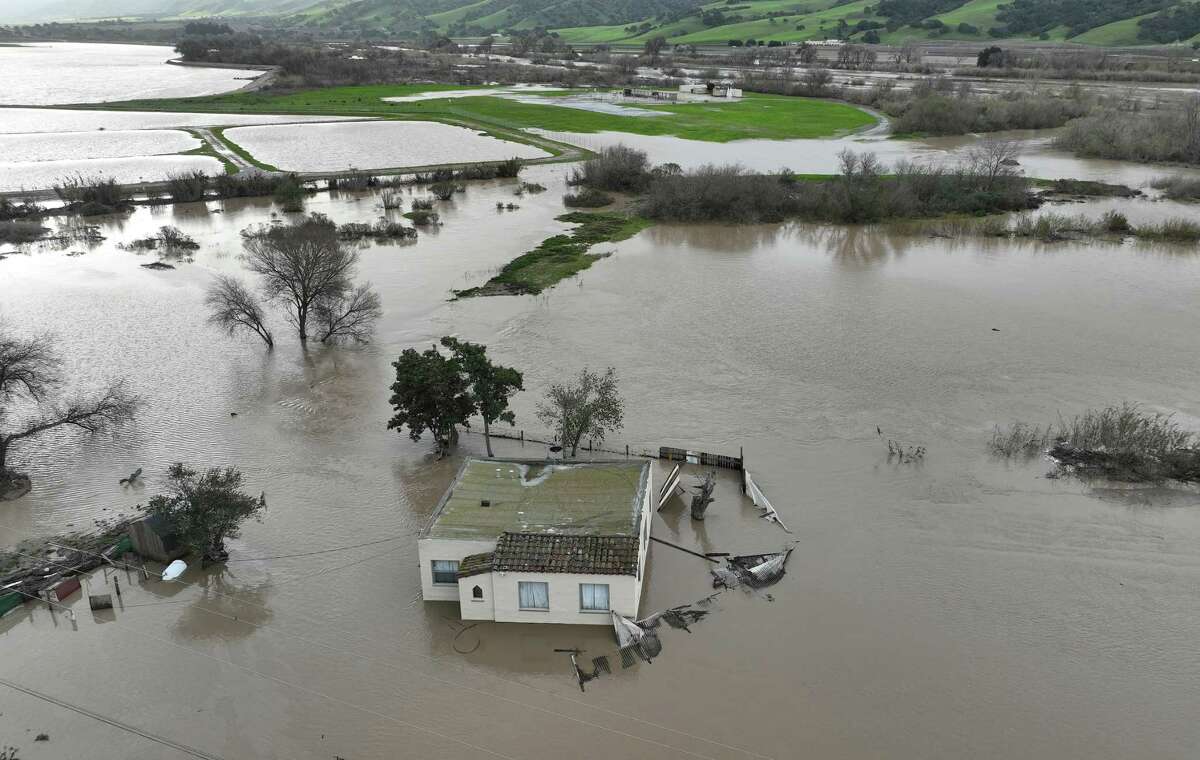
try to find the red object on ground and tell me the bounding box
[49,576,81,602]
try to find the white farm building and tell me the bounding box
[418,459,653,625]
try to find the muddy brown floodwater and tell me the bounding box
[2,163,1200,760]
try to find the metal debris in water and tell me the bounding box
[690,470,717,520]
[711,547,794,590]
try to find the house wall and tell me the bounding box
[417,537,496,601]
[490,571,639,625]
[458,573,495,620]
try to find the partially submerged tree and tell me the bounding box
[441,337,523,458]
[205,274,274,347]
[536,367,624,457]
[313,283,382,344]
[387,345,474,457]
[142,463,266,566]
[243,214,378,343]
[0,325,138,495]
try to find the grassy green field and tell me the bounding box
[456,212,653,297]
[671,0,878,44]
[1070,14,1154,46]
[108,85,878,143]
[553,0,860,45]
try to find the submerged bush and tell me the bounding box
[213,172,282,199]
[495,157,523,178]
[52,173,130,214]
[1134,218,1200,242]
[637,144,1034,224]
[1055,101,1200,165]
[429,182,461,201]
[1101,210,1131,233]
[563,188,614,208]
[0,197,44,222]
[121,225,199,252]
[849,79,1091,136]
[1151,175,1200,201]
[991,403,1200,482]
[989,422,1053,457]
[273,177,306,212]
[380,189,403,210]
[337,220,417,240]
[165,170,209,203]
[404,209,440,226]
[570,145,653,193]
[0,220,51,244]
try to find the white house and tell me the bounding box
[417,458,652,625]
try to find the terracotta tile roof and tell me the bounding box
[457,552,495,579]
[491,531,639,576]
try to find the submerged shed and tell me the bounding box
[128,515,187,563]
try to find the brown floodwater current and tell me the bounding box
[2,162,1200,760]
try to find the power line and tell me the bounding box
[0,677,228,760]
[225,532,409,562]
[0,522,773,760]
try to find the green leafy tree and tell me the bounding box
[387,345,474,457]
[536,367,624,457]
[142,463,266,566]
[441,337,523,458]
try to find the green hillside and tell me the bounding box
[6,0,1197,47]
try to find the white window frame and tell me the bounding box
[518,581,550,610]
[431,560,459,585]
[579,583,610,612]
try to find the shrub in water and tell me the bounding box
[563,188,614,208]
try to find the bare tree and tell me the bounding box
[536,367,624,458]
[0,324,138,490]
[963,140,1022,190]
[242,214,359,341]
[205,274,274,348]
[802,68,833,97]
[313,283,382,344]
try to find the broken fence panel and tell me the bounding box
[658,447,743,470]
[743,470,792,533]
[657,464,684,511]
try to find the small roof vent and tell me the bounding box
[480,499,491,507]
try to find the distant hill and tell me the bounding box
[4,0,1198,46]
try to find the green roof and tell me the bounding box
[424,459,649,541]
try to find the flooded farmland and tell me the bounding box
[222,120,551,172]
[540,127,1200,187]
[0,43,257,106]
[3,162,1200,759]
[3,40,1200,760]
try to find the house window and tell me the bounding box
[431,560,459,585]
[518,581,550,610]
[472,585,484,600]
[579,583,610,612]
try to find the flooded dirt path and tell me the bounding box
[2,166,1200,759]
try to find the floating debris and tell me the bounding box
[742,469,791,532]
[712,548,794,590]
[689,470,717,520]
[612,610,645,648]
[161,559,187,581]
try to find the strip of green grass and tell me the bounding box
[211,127,281,172]
[112,87,877,143]
[456,212,652,297]
[182,130,238,175]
